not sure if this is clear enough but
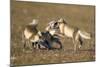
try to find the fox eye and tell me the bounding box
[55,23,57,25]
[54,22,58,26]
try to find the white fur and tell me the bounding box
[29,19,38,25]
[49,29,56,35]
[60,23,74,38]
[30,35,40,42]
[24,28,33,39]
[45,26,59,36]
[78,30,91,39]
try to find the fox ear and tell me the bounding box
[58,18,68,24]
[29,19,38,25]
[58,18,64,23]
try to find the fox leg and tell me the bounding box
[73,32,80,52]
[73,39,76,51]
[27,40,33,50]
[78,36,83,48]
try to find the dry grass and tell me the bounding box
[11,1,95,66]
